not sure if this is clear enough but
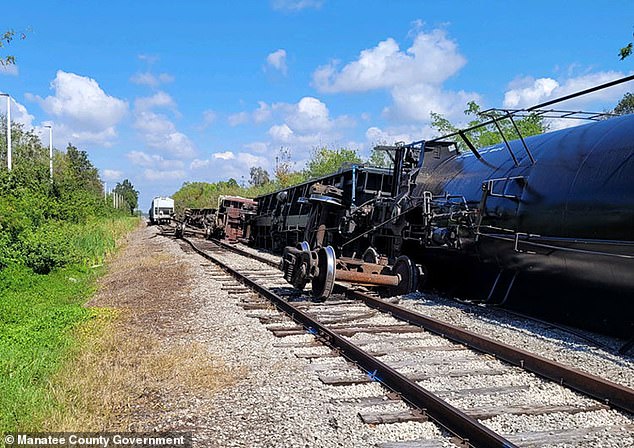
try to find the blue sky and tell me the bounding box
[2,1,633,208]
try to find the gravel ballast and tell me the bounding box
[149,231,446,447]
[113,229,633,447]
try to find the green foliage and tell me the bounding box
[367,147,391,168]
[114,179,139,215]
[304,146,363,179]
[249,166,270,187]
[173,146,365,211]
[619,29,633,60]
[0,217,138,432]
[0,118,132,273]
[430,101,547,151]
[0,24,138,433]
[1,29,28,66]
[613,92,634,115]
[20,223,77,274]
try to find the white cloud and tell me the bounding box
[287,97,331,132]
[132,93,196,158]
[190,158,210,170]
[102,169,123,181]
[271,0,323,11]
[27,70,128,146]
[365,124,436,147]
[228,111,249,126]
[266,49,288,75]
[312,29,478,123]
[268,123,294,142]
[237,152,268,168]
[263,96,354,148]
[213,151,236,160]
[134,91,176,111]
[0,64,18,76]
[366,126,413,146]
[126,150,184,169]
[130,72,174,87]
[138,54,160,64]
[190,151,272,182]
[1,94,35,128]
[503,71,630,109]
[244,141,269,153]
[503,77,559,108]
[143,168,186,181]
[199,109,217,129]
[387,83,480,122]
[253,102,272,123]
[314,30,465,93]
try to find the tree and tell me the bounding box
[367,148,391,168]
[620,29,633,60]
[1,29,27,67]
[65,143,102,195]
[613,92,634,115]
[304,146,363,179]
[114,179,139,215]
[430,101,547,151]
[272,146,307,188]
[249,166,270,187]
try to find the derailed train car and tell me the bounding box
[274,81,634,337]
[177,195,257,242]
[251,166,393,252]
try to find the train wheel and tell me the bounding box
[390,255,419,296]
[311,246,336,301]
[297,241,310,252]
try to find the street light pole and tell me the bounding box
[0,93,11,171]
[44,125,53,181]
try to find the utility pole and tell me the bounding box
[0,93,11,171]
[44,125,53,181]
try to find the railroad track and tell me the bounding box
[172,232,633,447]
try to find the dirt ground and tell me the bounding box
[44,224,240,433]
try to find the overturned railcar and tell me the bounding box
[217,195,257,242]
[276,115,634,338]
[399,114,634,337]
[252,166,393,252]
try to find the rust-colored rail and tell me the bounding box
[182,236,517,448]
[345,289,634,415]
[187,234,634,414]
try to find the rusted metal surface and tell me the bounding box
[345,289,634,415]
[181,236,517,448]
[335,269,399,286]
[210,238,279,268]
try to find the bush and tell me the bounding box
[19,224,78,274]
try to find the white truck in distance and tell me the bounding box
[149,196,174,225]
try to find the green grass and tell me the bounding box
[0,217,139,432]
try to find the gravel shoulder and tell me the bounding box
[86,227,443,447]
[78,228,632,447]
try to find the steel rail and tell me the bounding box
[344,289,634,415]
[186,235,634,414]
[209,237,280,268]
[181,236,517,448]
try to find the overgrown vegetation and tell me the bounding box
[430,101,547,151]
[0,118,139,432]
[173,101,549,212]
[612,92,634,115]
[173,145,367,212]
